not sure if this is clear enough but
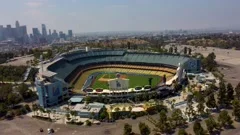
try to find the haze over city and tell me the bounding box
[2,0,240,135]
[1,0,240,33]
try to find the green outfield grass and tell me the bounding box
[91,73,161,89]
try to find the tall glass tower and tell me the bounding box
[41,24,47,37]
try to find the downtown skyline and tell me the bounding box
[1,0,240,33]
[0,20,73,44]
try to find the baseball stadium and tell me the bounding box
[46,49,201,97]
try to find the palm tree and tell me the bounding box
[114,107,120,112]
[52,109,56,121]
[109,105,113,119]
[171,99,176,110]
[91,112,95,122]
[38,107,44,117]
[70,110,77,121]
[128,106,132,112]
[70,111,74,120]
[46,109,51,119]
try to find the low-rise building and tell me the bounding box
[73,102,105,119]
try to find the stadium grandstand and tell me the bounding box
[36,49,201,107]
[47,49,200,90]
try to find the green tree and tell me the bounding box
[185,94,196,121]
[205,115,218,133]
[17,83,29,99]
[114,107,120,112]
[100,108,108,120]
[202,52,217,71]
[193,120,205,135]
[171,109,186,127]
[178,128,188,135]
[0,84,13,101]
[235,82,240,100]
[32,103,38,116]
[184,47,187,55]
[194,91,204,103]
[226,83,234,106]
[38,106,44,116]
[148,110,172,134]
[128,106,132,112]
[24,104,31,112]
[206,93,217,109]
[218,110,233,128]
[65,113,71,121]
[138,122,151,135]
[46,109,51,119]
[85,96,92,104]
[70,110,77,120]
[197,102,205,117]
[0,103,8,117]
[124,123,132,135]
[85,120,92,126]
[194,91,205,116]
[218,81,227,108]
[127,42,131,49]
[7,93,22,108]
[232,99,240,121]
[169,47,173,53]
[45,49,53,59]
[188,48,192,55]
[174,47,178,53]
[91,111,95,120]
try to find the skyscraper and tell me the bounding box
[33,28,41,43]
[42,24,47,37]
[0,21,29,43]
[59,31,66,39]
[68,30,73,37]
[6,25,13,38]
[15,21,20,28]
[19,26,27,36]
[0,25,4,41]
[49,29,52,36]
[52,30,58,39]
[15,21,20,38]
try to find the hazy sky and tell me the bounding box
[0,0,240,34]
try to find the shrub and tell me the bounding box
[85,120,92,126]
[14,109,22,116]
[20,107,27,114]
[5,111,14,119]
[24,104,31,112]
[131,113,137,119]
[32,115,52,122]
[66,120,84,125]
[76,121,84,125]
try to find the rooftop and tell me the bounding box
[69,96,84,103]
[41,70,57,78]
[73,102,105,113]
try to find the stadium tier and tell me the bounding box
[47,50,201,83]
